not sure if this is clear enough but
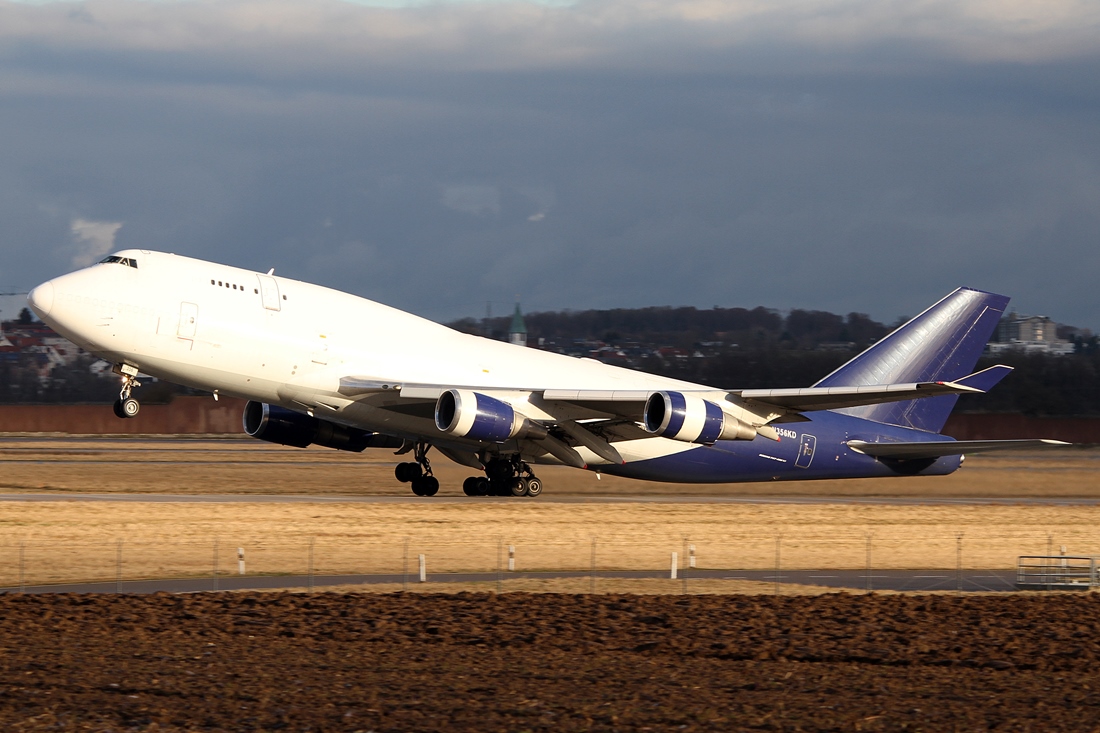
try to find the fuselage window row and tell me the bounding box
[211,279,248,292]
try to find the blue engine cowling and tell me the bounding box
[243,401,398,452]
[435,389,547,443]
[643,391,756,444]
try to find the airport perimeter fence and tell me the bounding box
[1,532,1095,595]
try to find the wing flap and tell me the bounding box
[848,438,1070,459]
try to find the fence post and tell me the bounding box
[589,537,597,594]
[116,539,123,593]
[418,553,426,583]
[681,536,688,595]
[18,541,25,594]
[774,535,781,595]
[308,537,315,592]
[402,537,410,592]
[670,552,678,580]
[212,538,219,592]
[496,539,503,594]
[865,531,874,594]
[955,532,964,595]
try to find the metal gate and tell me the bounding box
[1017,556,1098,590]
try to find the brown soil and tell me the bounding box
[3,592,1100,731]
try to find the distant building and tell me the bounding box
[989,312,1076,356]
[508,303,528,347]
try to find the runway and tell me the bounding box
[0,567,1022,595]
[2,492,1099,505]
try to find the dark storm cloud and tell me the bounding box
[1,0,1099,326]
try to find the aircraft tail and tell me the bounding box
[813,287,1009,432]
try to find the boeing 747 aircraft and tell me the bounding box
[26,251,1065,497]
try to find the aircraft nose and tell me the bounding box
[27,281,55,319]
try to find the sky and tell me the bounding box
[1,0,1099,328]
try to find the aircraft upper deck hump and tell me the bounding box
[813,287,1009,432]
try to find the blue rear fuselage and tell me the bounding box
[606,410,960,483]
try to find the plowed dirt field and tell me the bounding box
[3,591,1100,731]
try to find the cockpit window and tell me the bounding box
[99,255,138,268]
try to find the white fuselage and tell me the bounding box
[28,250,706,465]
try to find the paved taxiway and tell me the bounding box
[2,492,1099,505]
[0,567,1019,595]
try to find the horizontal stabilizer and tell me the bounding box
[952,365,1013,392]
[847,439,1071,460]
[736,366,1008,413]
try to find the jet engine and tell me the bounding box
[643,391,757,444]
[243,401,383,452]
[435,389,548,443]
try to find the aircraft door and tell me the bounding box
[257,275,281,311]
[177,302,198,341]
[795,434,816,469]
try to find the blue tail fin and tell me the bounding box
[813,287,1009,432]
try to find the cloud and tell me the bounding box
[0,0,1097,73]
[0,0,1098,330]
[442,184,501,216]
[69,218,122,267]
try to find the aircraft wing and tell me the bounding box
[340,365,1013,422]
[847,438,1071,459]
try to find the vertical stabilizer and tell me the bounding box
[814,287,1009,432]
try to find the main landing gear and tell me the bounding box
[462,457,543,498]
[394,441,440,497]
[112,366,141,420]
[395,446,545,499]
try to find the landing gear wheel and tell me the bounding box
[395,462,422,483]
[462,477,480,496]
[113,398,139,419]
[525,477,543,497]
[510,477,529,497]
[112,368,142,420]
[411,476,439,497]
[474,477,490,496]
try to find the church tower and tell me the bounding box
[508,302,528,347]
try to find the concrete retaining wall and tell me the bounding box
[0,396,248,435]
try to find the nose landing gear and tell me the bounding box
[111,365,142,419]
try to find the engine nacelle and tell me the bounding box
[243,401,382,452]
[435,389,548,443]
[643,391,757,444]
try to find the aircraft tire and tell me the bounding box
[121,398,140,418]
[416,476,439,497]
[462,477,479,496]
[474,478,491,496]
[525,477,543,497]
[112,399,126,419]
[395,462,422,483]
[509,477,529,497]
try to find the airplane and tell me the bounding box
[26,250,1067,497]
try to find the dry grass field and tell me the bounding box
[1,438,1098,588]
